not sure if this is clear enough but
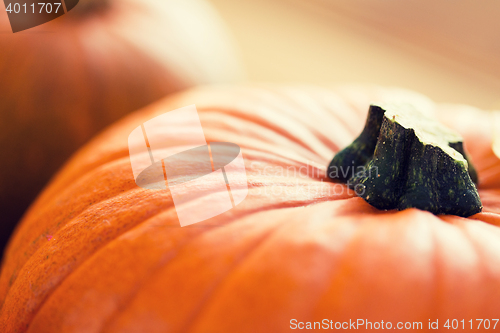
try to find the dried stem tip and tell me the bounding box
[328,104,482,217]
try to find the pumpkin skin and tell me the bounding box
[0,86,499,333]
[0,0,244,252]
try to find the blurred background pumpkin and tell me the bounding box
[0,0,244,254]
[0,85,498,332]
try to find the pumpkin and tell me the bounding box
[1,85,499,333]
[0,0,244,250]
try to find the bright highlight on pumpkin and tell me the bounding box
[494,111,500,160]
[328,103,482,217]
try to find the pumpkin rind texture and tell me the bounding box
[0,86,499,333]
[0,0,244,250]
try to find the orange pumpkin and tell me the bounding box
[0,0,244,248]
[1,86,499,333]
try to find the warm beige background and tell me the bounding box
[208,0,500,110]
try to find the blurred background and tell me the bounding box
[208,0,500,109]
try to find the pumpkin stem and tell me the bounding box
[328,104,482,217]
